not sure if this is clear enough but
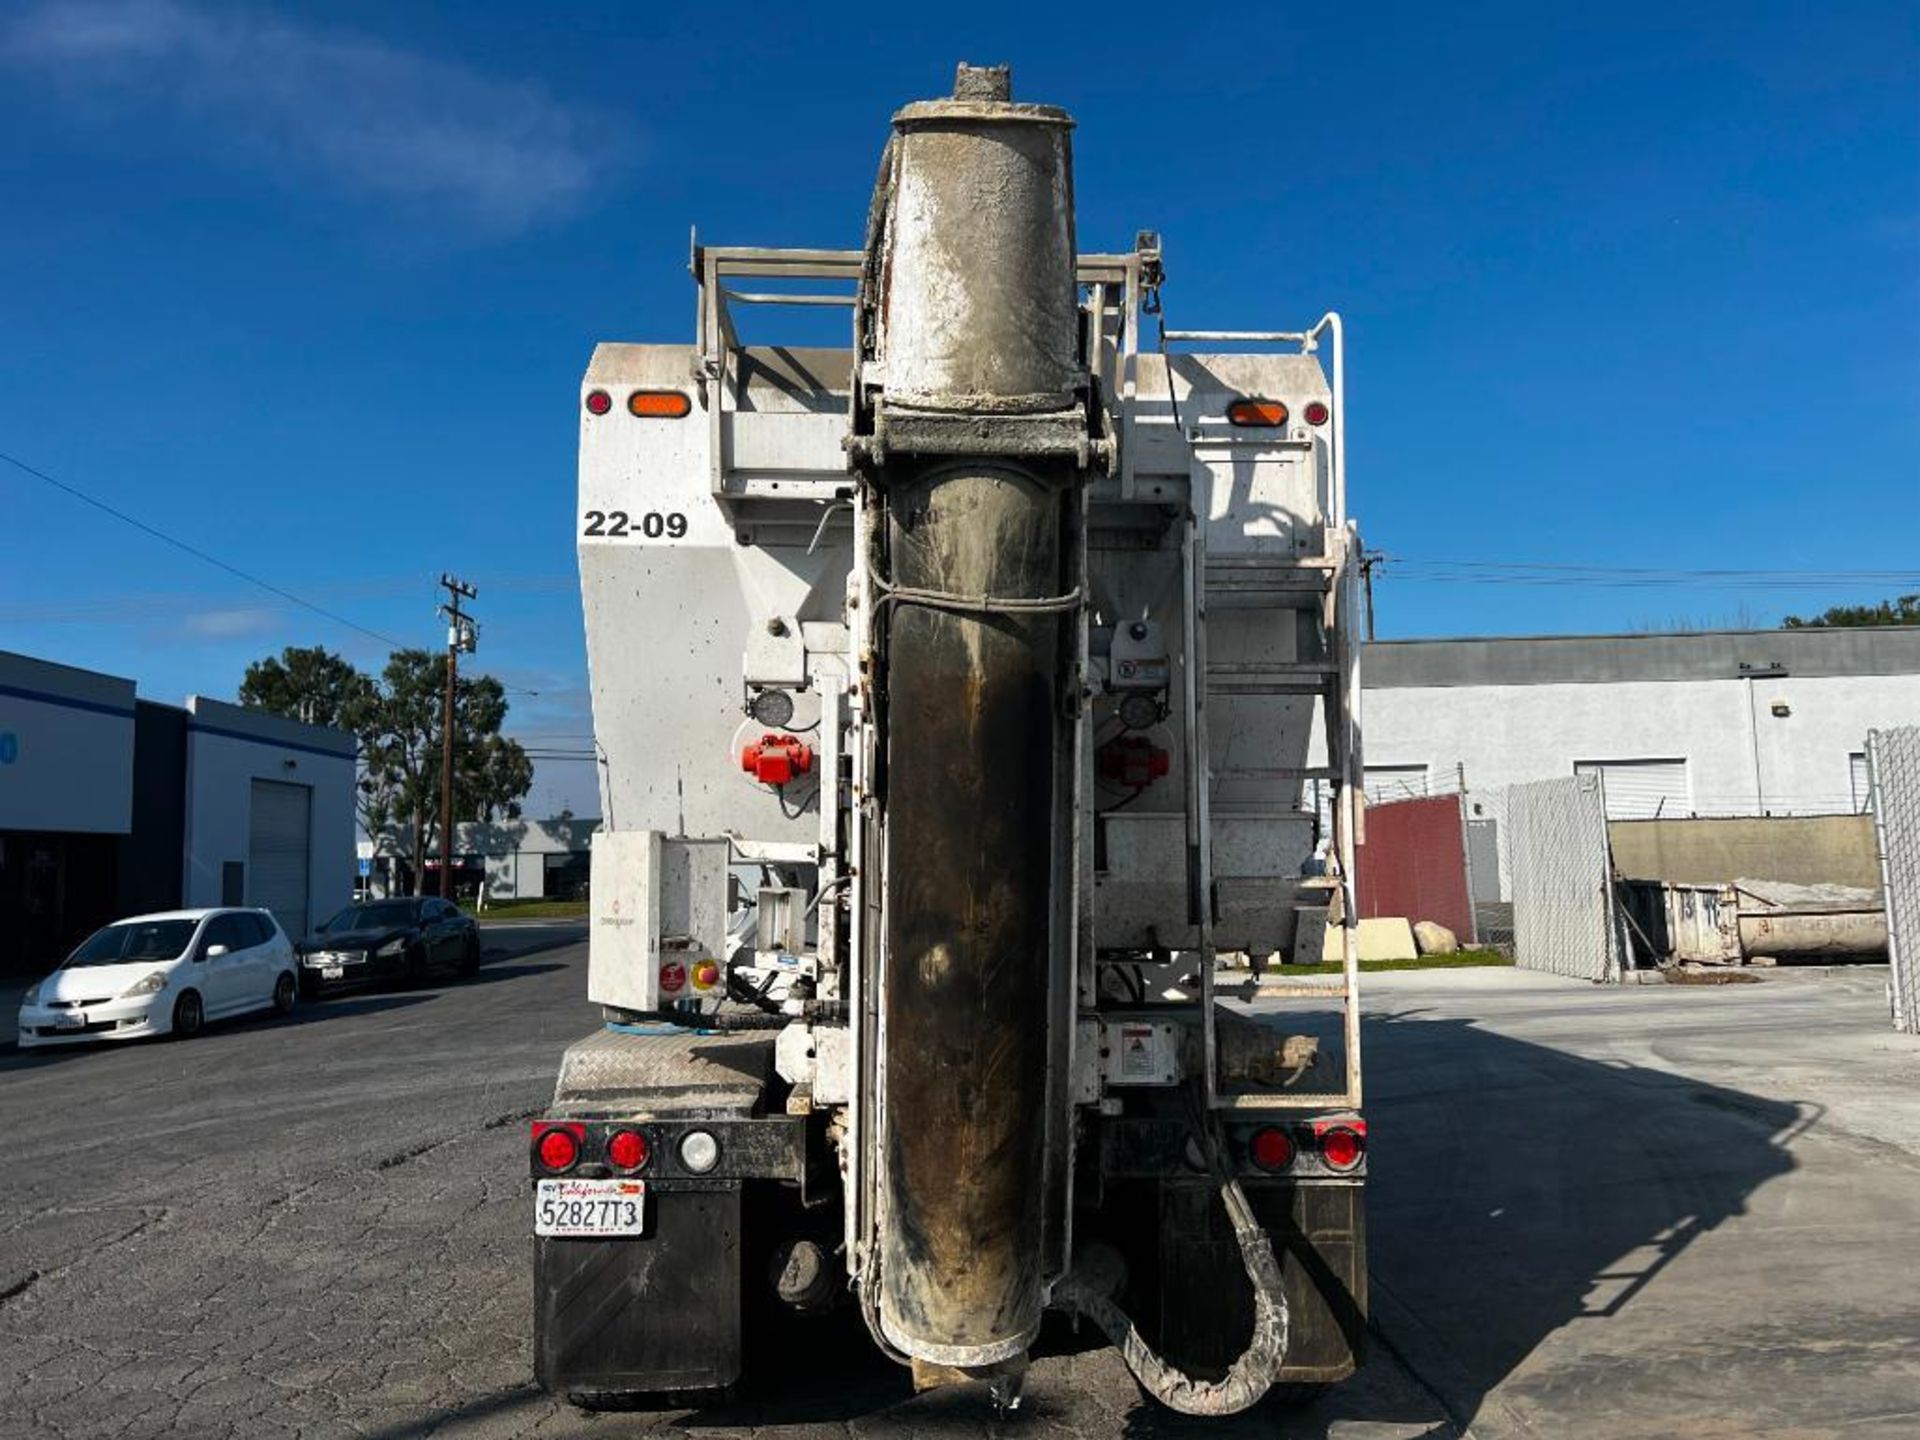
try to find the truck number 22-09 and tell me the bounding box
[583,510,688,540]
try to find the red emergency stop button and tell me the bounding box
[1098,734,1171,789]
[742,734,814,786]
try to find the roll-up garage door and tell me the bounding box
[248,779,311,941]
[1574,759,1690,820]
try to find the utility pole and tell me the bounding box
[1358,550,1382,642]
[437,575,478,899]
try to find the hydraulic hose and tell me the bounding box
[1055,1112,1290,1416]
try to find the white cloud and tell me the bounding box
[182,607,280,638]
[4,0,604,235]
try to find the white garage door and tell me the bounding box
[1574,759,1690,820]
[248,780,311,941]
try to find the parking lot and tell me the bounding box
[4,935,1918,1440]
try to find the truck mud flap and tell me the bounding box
[535,1187,741,1397]
[1158,1181,1366,1384]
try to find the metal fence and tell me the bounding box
[1867,727,1920,1033]
[1508,774,1621,982]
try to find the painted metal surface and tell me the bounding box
[1353,793,1477,944]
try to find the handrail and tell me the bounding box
[1308,312,1345,530]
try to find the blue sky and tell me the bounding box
[2,1,1915,818]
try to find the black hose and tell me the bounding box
[1054,1103,1290,1415]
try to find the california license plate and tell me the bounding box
[321,966,344,980]
[535,1178,646,1237]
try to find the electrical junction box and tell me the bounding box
[1101,1019,1182,1086]
[1110,619,1170,691]
[589,831,730,1014]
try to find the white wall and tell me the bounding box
[180,697,354,929]
[1363,672,1920,817]
[0,652,135,833]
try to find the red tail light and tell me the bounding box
[607,1129,649,1172]
[1250,1126,1295,1171]
[533,1121,584,1172]
[1317,1122,1366,1172]
[1304,400,1330,426]
[1227,398,1288,427]
[584,389,612,416]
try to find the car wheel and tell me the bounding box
[458,933,481,978]
[171,989,205,1040]
[273,971,298,1016]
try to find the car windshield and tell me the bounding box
[321,902,417,934]
[66,919,199,967]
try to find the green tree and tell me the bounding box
[239,646,378,732]
[363,649,534,892]
[239,646,387,840]
[1782,594,1920,629]
[239,645,534,892]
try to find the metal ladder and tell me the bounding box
[1161,316,1364,1116]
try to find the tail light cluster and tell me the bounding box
[1224,396,1333,429]
[531,1121,723,1176]
[583,388,691,418]
[1240,1118,1366,1175]
[531,1121,652,1176]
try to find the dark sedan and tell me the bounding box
[298,898,481,997]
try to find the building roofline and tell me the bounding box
[1364,625,1920,689]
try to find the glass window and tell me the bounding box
[207,914,254,951]
[251,913,279,945]
[321,901,419,933]
[66,919,198,967]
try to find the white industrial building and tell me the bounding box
[358,815,597,902]
[1360,626,1920,818]
[0,650,356,974]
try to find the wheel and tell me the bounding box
[457,933,481,978]
[272,971,298,1016]
[170,989,205,1040]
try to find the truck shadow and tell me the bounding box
[1353,1006,1807,1436]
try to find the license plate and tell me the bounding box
[53,1012,85,1029]
[321,966,344,980]
[535,1178,647,1237]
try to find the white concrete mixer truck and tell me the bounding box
[530,63,1369,1417]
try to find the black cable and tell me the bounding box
[3,445,546,696]
[2,446,410,651]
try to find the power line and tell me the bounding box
[3,445,550,695]
[3,446,417,651]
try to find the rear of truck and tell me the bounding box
[532,64,1369,1415]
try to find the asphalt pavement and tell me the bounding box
[2,938,1917,1439]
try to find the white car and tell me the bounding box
[16,908,299,1048]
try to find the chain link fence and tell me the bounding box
[1867,727,1920,1033]
[1507,774,1621,982]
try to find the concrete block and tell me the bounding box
[1323,916,1420,962]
